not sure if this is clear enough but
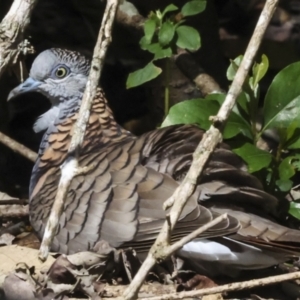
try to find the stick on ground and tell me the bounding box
[139,270,300,300]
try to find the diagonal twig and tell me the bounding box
[123,0,279,299]
[0,131,37,162]
[38,0,121,261]
[139,270,300,300]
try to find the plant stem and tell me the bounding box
[268,142,283,191]
[252,121,258,144]
[164,58,170,117]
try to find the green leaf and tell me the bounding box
[175,25,200,51]
[289,202,300,220]
[161,99,219,129]
[141,43,172,59]
[263,62,300,131]
[292,154,300,170]
[285,123,300,149]
[143,18,157,44]
[263,95,300,132]
[233,143,272,173]
[181,0,206,16]
[236,91,250,115]
[158,20,175,46]
[126,62,162,89]
[278,157,295,180]
[227,56,243,81]
[140,42,160,53]
[153,46,172,60]
[224,112,253,139]
[276,179,293,192]
[161,4,178,18]
[251,54,269,88]
[287,121,298,141]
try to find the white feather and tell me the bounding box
[33,106,59,133]
[178,237,279,269]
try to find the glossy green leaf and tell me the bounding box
[286,128,300,149]
[277,124,300,148]
[236,91,250,115]
[264,96,300,131]
[233,143,272,173]
[289,202,300,220]
[176,25,200,50]
[263,62,300,131]
[161,99,218,129]
[276,179,293,192]
[126,62,162,89]
[287,121,298,141]
[161,4,178,18]
[278,157,295,180]
[158,20,175,46]
[227,56,243,81]
[251,54,269,88]
[181,0,206,16]
[223,112,253,139]
[143,18,157,44]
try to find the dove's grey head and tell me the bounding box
[8,48,90,104]
[8,48,91,132]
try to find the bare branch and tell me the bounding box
[0,0,38,79]
[0,131,37,162]
[0,205,28,219]
[173,49,223,95]
[168,214,227,255]
[38,0,121,261]
[116,0,145,30]
[123,1,279,299]
[139,271,300,300]
[0,199,28,205]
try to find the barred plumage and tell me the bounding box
[8,48,300,274]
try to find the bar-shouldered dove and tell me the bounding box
[8,48,300,274]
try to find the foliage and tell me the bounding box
[162,55,300,219]
[126,0,205,90]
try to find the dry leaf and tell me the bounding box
[0,245,55,286]
[0,233,15,246]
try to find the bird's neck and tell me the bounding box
[88,88,130,141]
[35,88,130,168]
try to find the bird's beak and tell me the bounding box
[7,77,42,101]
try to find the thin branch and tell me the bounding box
[0,205,28,219]
[173,49,223,95]
[0,199,28,205]
[123,1,279,299]
[0,131,37,162]
[0,0,38,79]
[38,0,121,261]
[116,0,145,30]
[139,271,300,300]
[168,214,227,255]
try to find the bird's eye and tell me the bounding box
[54,66,68,78]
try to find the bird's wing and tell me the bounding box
[30,111,238,254]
